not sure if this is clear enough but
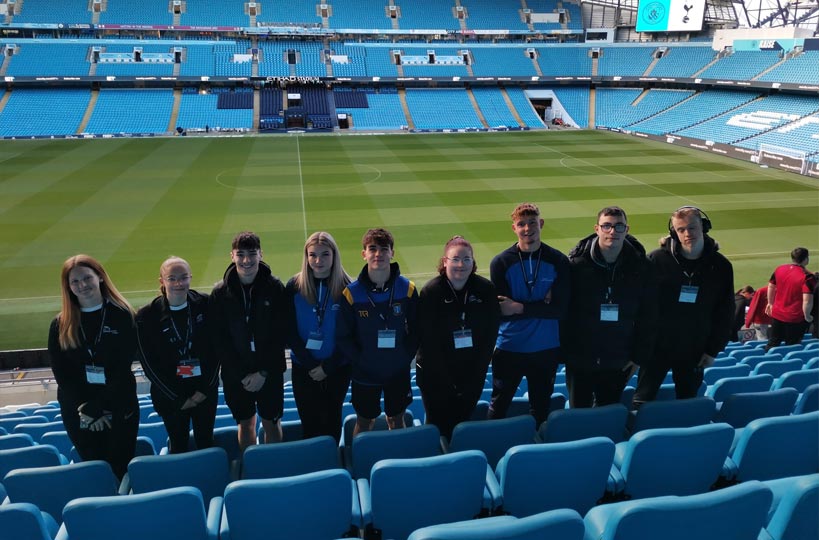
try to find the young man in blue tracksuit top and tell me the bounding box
[337,228,419,437]
[488,203,570,427]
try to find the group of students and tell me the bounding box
[50,201,803,481]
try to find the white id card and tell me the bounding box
[176,359,202,378]
[378,329,396,349]
[306,331,324,351]
[453,329,473,349]
[85,365,106,385]
[600,304,619,322]
[679,285,699,303]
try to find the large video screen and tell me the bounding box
[636,0,706,32]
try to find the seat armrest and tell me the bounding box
[356,478,372,526]
[206,496,223,540]
[484,464,503,511]
[118,472,132,495]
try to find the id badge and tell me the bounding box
[679,285,699,303]
[600,304,619,322]
[85,365,106,385]
[177,358,202,378]
[453,329,473,349]
[306,331,324,351]
[378,329,396,349]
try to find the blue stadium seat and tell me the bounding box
[703,364,751,385]
[0,433,36,450]
[346,423,441,480]
[782,350,818,363]
[0,502,59,540]
[495,437,614,516]
[221,470,361,540]
[241,435,341,480]
[793,383,819,414]
[583,481,773,540]
[627,397,715,435]
[771,369,819,393]
[444,415,536,469]
[763,473,819,540]
[406,508,585,540]
[0,416,49,432]
[741,354,782,369]
[0,445,66,480]
[13,421,67,442]
[752,359,805,378]
[538,403,628,443]
[713,388,798,428]
[39,432,74,460]
[705,374,774,402]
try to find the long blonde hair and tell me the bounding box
[294,232,351,304]
[57,254,133,351]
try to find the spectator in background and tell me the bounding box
[48,255,138,480]
[562,207,658,409]
[765,247,816,348]
[285,232,352,443]
[210,232,287,450]
[745,287,773,341]
[811,272,819,339]
[416,236,499,439]
[733,285,755,339]
[137,256,219,454]
[633,207,734,408]
[336,228,418,436]
[488,203,570,427]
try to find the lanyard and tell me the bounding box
[365,284,397,329]
[241,284,253,323]
[315,281,331,329]
[517,249,542,298]
[604,262,618,303]
[80,303,107,363]
[445,278,469,329]
[169,306,193,359]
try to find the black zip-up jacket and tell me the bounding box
[562,234,658,371]
[136,290,220,415]
[209,262,287,383]
[415,273,500,401]
[48,302,138,421]
[650,235,734,361]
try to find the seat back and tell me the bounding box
[703,365,751,385]
[40,431,74,458]
[753,360,805,378]
[583,481,772,540]
[406,508,585,540]
[729,349,766,362]
[126,447,231,502]
[628,397,715,435]
[369,450,488,540]
[619,423,734,499]
[496,437,614,516]
[12,421,65,441]
[0,502,58,540]
[539,404,627,443]
[706,374,774,402]
[2,460,119,524]
[714,388,798,428]
[223,469,356,540]
[0,445,64,480]
[62,486,209,540]
[212,426,241,461]
[448,415,536,469]
[768,344,804,357]
[741,354,781,369]
[137,422,169,452]
[241,435,340,479]
[342,411,414,447]
[350,424,440,480]
[731,411,819,481]
[793,383,819,414]
[764,473,819,540]
[31,409,61,422]
[772,369,819,393]
[0,416,48,432]
[0,433,36,450]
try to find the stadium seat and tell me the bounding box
[782,350,818,363]
[346,423,441,480]
[763,473,819,540]
[627,396,715,435]
[58,486,220,540]
[713,388,798,428]
[729,349,766,363]
[40,432,73,461]
[221,470,361,540]
[741,354,781,369]
[495,437,614,516]
[13,422,69,442]
[444,415,536,469]
[752,359,804,378]
[211,426,241,462]
[538,403,628,443]
[703,364,751,385]
[583,481,773,540]
[705,374,774,402]
[2,460,119,524]
[804,357,819,370]
[31,409,61,422]
[119,447,231,505]
[767,344,804,357]
[0,433,36,450]
[655,381,707,400]
[0,445,66,479]
[341,411,415,448]
[0,502,59,540]
[406,508,585,540]
[0,416,49,432]
[771,369,819,393]
[793,383,819,414]
[725,411,819,481]
[241,435,341,479]
[136,422,168,452]
[359,451,489,540]
[613,423,734,499]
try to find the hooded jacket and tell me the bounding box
[209,261,287,383]
[562,233,658,371]
[650,234,734,361]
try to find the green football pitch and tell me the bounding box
[1,130,817,351]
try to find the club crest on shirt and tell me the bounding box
[393,304,403,316]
